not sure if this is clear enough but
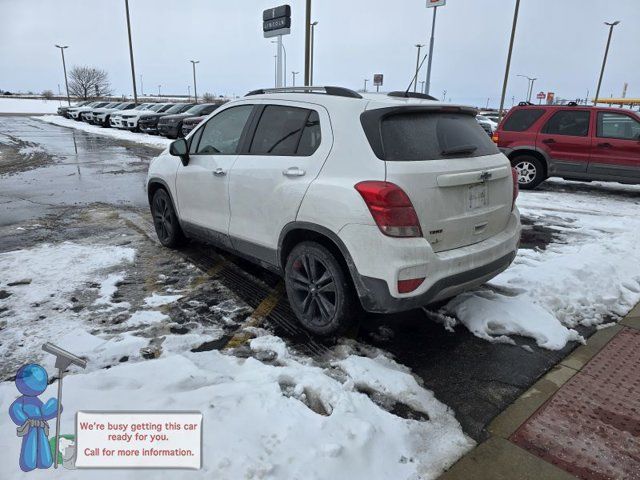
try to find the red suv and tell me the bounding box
[493,103,640,189]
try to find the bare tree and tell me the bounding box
[68,66,112,99]
[201,92,215,103]
[42,90,54,100]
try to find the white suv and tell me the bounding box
[146,87,521,335]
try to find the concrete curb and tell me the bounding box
[439,301,640,480]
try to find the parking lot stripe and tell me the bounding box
[223,283,284,350]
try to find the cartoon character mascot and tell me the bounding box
[9,364,60,472]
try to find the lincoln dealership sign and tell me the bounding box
[263,5,291,38]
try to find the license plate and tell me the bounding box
[468,184,488,209]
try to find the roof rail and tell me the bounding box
[245,86,362,99]
[518,101,534,106]
[388,91,438,101]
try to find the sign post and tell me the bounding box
[424,0,445,95]
[373,74,383,93]
[263,5,291,88]
[546,92,555,105]
[536,91,545,104]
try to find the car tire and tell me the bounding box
[285,241,358,337]
[511,155,545,190]
[151,188,185,248]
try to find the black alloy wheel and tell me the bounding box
[151,189,185,248]
[285,242,357,336]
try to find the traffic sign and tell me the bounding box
[373,74,384,87]
[427,0,446,7]
[263,4,291,38]
[536,92,545,100]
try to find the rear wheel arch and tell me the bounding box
[278,223,361,297]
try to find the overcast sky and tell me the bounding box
[0,0,638,108]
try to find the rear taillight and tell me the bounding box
[492,133,499,143]
[354,181,422,238]
[511,167,519,210]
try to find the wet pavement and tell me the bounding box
[0,116,600,441]
[0,117,158,225]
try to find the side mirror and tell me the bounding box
[169,138,189,166]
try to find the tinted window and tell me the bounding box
[502,109,545,131]
[543,110,590,136]
[297,111,321,156]
[195,105,253,155]
[381,112,499,161]
[597,112,640,140]
[250,106,316,155]
[164,104,189,114]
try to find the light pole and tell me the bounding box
[517,75,537,102]
[413,44,425,93]
[363,79,369,92]
[54,45,70,106]
[310,21,318,85]
[274,55,278,87]
[594,21,620,105]
[158,85,161,97]
[424,4,439,96]
[442,90,447,102]
[304,0,311,86]
[190,60,199,103]
[140,74,144,96]
[498,0,521,123]
[124,0,138,105]
[419,80,426,93]
[188,85,191,102]
[292,71,299,87]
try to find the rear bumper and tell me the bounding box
[341,209,521,313]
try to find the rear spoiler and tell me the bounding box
[360,105,479,160]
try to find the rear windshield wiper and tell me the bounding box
[441,145,478,156]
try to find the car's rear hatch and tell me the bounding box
[361,105,513,253]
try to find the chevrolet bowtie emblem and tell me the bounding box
[480,171,492,182]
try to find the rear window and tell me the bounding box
[502,109,545,132]
[380,112,499,161]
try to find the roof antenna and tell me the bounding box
[404,53,429,97]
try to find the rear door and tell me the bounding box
[174,104,254,245]
[378,108,513,252]
[227,102,330,264]
[589,110,640,180]
[537,109,592,174]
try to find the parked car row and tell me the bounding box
[58,100,223,138]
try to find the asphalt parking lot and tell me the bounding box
[1,116,613,443]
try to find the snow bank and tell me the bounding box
[0,336,473,480]
[36,115,171,149]
[0,97,62,114]
[443,182,640,350]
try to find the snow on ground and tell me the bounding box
[0,97,62,114]
[0,242,136,371]
[0,337,472,480]
[37,115,171,148]
[442,180,640,350]
[0,241,473,479]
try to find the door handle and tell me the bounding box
[213,168,226,176]
[282,167,306,177]
[542,138,556,144]
[597,142,612,148]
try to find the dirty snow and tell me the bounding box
[0,240,473,479]
[442,180,640,350]
[0,336,473,480]
[0,97,61,114]
[37,115,171,148]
